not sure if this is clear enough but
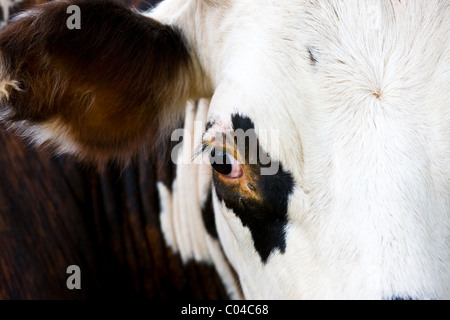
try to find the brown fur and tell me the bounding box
[0,125,229,299]
[0,0,229,300]
[0,0,191,164]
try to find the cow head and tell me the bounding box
[0,0,449,299]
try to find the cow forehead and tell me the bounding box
[201,0,450,178]
[199,0,388,176]
[193,0,450,298]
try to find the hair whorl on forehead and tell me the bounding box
[0,0,193,164]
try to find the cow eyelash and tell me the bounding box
[193,142,244,179]
[192,142,214,162]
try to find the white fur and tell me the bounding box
[0,79,20,100]
[0,63,21,99]
[149,0,450,299]
[0,108,82,156]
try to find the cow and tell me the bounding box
[0,0,449,299]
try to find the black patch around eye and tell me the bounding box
[231,115,254,132]
[213,114,295,264]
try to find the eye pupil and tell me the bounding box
[210,149,233,175]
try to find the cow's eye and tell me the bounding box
[209,148,243,178]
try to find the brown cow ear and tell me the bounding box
[0,0,195,164]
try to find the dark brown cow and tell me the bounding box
[0,0,227,299]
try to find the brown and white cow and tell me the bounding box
[0,0,449,299]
